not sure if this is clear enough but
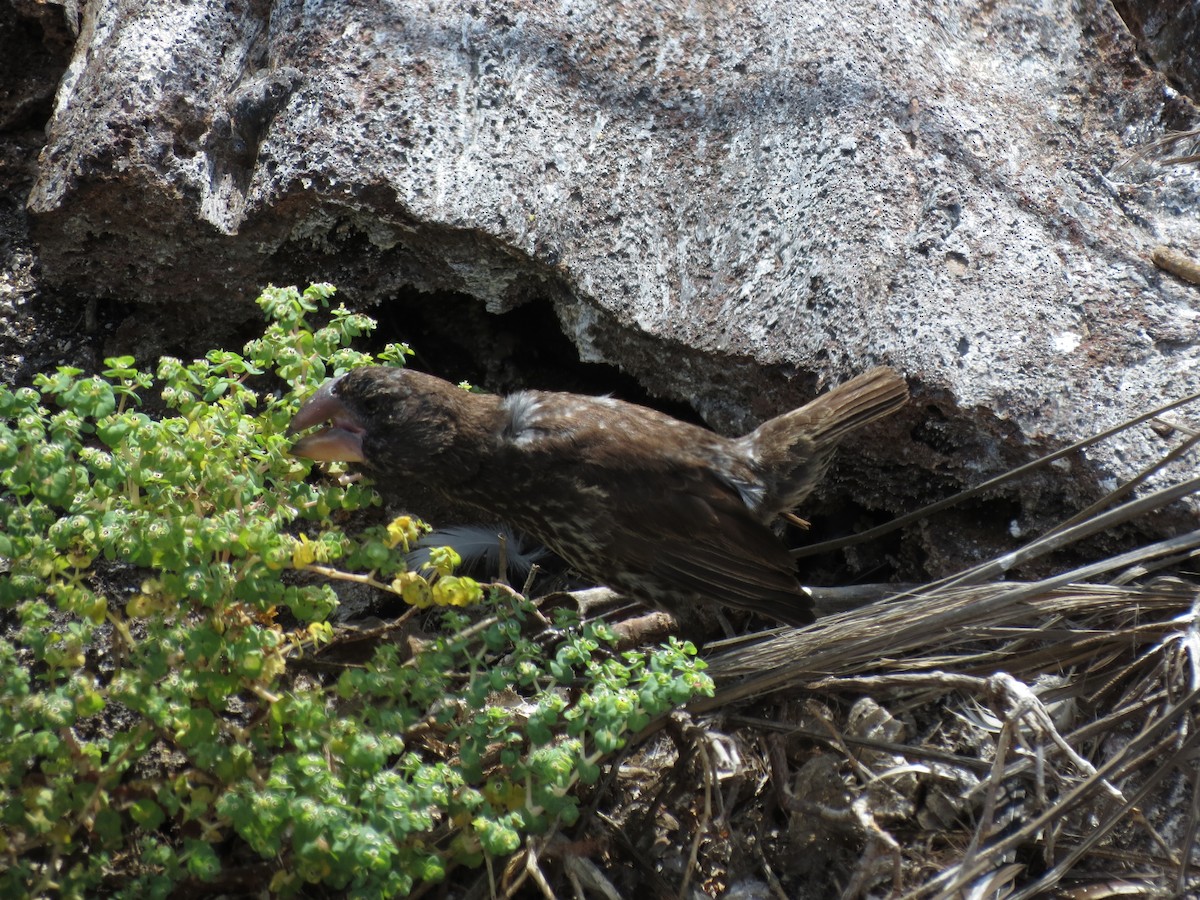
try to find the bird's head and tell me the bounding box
[289,366,495,479]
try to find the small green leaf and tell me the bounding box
[129,798,165,830]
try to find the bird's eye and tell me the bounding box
[357,393,392,422]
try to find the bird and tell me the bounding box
[289,365,908,627]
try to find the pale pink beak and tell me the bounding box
[288,377,367,463]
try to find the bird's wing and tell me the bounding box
[607,468,815,625]
[497,397,814,626]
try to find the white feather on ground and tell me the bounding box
[406,524,550,581]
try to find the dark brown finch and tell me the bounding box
[289,365,908,626]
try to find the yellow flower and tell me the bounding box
[431,576,483,608]
[291,534,319,568]
[392,571,434,609]
[384,516,425,551]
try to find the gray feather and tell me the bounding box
[406,524,549,580]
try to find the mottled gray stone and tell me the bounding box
[23,0,1200,542]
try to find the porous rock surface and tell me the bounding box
[18,0,1200,546]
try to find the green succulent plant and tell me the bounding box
[0,284,711,897]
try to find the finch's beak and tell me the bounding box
[288,377,367,463]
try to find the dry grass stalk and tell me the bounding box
[664,392,1200,897]
[1113,128,1200,175]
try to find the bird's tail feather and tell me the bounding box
[797,367,908,447]
[749,367,908,452]
[741,367,908,519]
